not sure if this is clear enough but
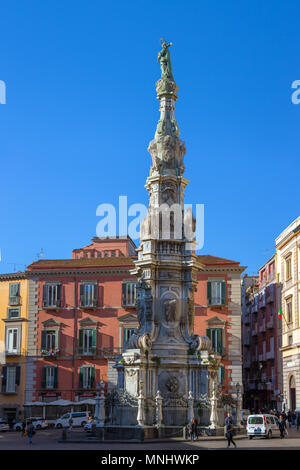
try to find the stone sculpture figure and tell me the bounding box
[157,38,173,80]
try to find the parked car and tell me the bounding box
[54,412,90,429]
[247,414,280,439]
[0,421,10,432]
[14,417,48,431]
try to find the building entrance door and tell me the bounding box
[289,376,296,410]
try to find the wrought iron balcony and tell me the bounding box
[8,296,21,306]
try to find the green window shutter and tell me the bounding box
[79,367,83,388]
[206,328,211,341]
[55,330,60,350]
[78,329,83,353]
[92,329,97,352]
[221,281,226,305]
[93,284,98,306]
[207,282,212,305]
[221,365,225,384]
[54,367,58,388]
[15,366,21,386]
[43,285,48,306]
[91,367,95,388]
[80,284,84,306]
[57,285,61,306]
[1,366,7,392]
[217,328,223,355]
[122,283,126,305]
[41,331,47,349]
[42,368,47,388]
[123,328,128,346]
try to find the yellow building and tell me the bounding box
[276,216,300,411]
[0,272,29,423]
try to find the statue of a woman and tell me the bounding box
[157,38,173,80]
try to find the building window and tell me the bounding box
[8,283,20,305]
[41,330,59,355]
[207,281,226,306]
[111,251,116,257]
[84,252,88,258]
[104,252,109,258]
[286,298,293,324]
[1,366,20,393]
[80,283,97,308]
[78,329,96,355]
[122,282,137,307]
[6,327,20,354]
[286,256,292,281]
[79,366,95,389]
[42,366,58,389]
[43,284,61,308]
[123,327,138,348]
[7,308,20,319]
[97,252,102,258]
[206,328,224,355]
[288,335,293,346]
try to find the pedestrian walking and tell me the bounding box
[68,417,73,431]
[188,418,197,441]
[27,421,35,444]
[297,413,300,431]
[21,420,26,437]
[278,415,287,439]
[225,412,233,427]
[292,411,296,427]
[287,410,292,428]
[225,422,237,448]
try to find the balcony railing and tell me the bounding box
[251,324,258,336]
[258,352,267,362]
[259,321,266,333]
[1,385,18,394]
[40,348,59,357]
[5,348,21,356]
[80,297,98,309]
[266,350,275,360]
[8,296,21,306]
[77,347,96,356]
[43,300,61,309]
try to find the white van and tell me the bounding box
[54,411,90,429]
[247,414,280,439]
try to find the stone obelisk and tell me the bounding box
[119,39,211,428]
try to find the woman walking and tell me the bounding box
[27,420,35,444]
[226,422,237,448]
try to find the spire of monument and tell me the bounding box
[147,39,185,177]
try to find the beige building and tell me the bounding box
[275,216,300,411]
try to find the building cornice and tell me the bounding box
[26,268,133,278]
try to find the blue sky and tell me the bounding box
[0,0,299,274]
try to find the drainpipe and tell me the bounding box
[72,276,77,402]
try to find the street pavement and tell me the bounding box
[0,427,300,450]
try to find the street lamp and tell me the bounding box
[235,382,242,426]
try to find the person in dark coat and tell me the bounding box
[225,422,237,448]
[296,413,300,431]
[27,421,35,444]
[21,420,26,436]
[287,410,292,428]
[278,415,287,439]
[188,418,197,441]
